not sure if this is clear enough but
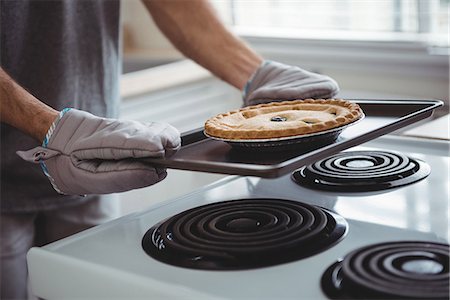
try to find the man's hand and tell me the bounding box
[243,61,340,107]
[17,109,181,195]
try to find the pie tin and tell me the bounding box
[204,114,365,152]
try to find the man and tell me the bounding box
[0,0,338,298]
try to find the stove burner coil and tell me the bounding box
[292,150,430,192]
[321,241,450,299]
[142,198,347,270]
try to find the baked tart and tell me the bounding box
[204,99,363,140]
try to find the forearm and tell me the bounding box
[142,0,263,90]
[0,67,59,142]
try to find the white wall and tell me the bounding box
[121,0,180,58]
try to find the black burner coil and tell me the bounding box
[322,241,450,299]
[292,150,430,192]
[142,198,347,270]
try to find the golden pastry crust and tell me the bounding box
[204,99,363,140]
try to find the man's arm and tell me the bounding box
[1,67,181,195]
[0,67,59,141]
[141,0,263,90]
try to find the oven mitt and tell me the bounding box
[16,109,181,195]
[243,60,340,107]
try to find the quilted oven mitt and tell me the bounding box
[243,60,340,107]
[17,109,181,195]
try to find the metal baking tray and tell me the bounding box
[144,99,443,178]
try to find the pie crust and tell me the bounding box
[204,99,363,140]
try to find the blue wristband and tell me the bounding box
[39,107,72,194]
[42,107,72,147]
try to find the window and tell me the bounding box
[213,0,449,47]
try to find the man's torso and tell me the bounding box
[1,0,121,212]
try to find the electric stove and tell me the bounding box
[27,135,450,299]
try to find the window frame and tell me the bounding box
[215,0,448,80]
[237,28,448,80]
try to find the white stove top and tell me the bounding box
[27,136,450,299]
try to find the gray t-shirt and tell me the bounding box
[1,0,121,212]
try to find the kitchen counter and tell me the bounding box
[402,114,450,141]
